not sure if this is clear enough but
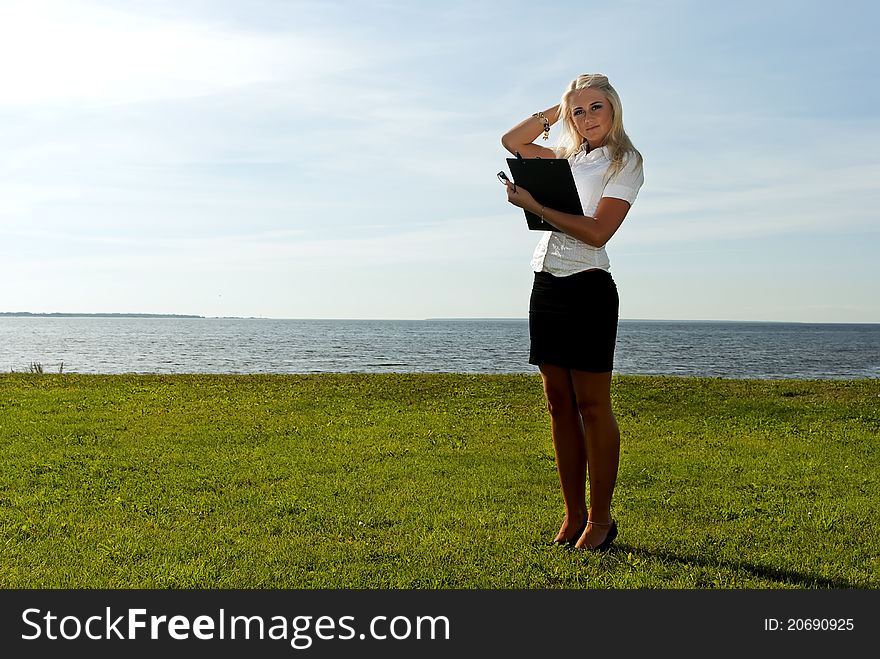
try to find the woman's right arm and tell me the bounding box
[501,104,560,158]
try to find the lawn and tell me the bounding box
[1,373,877,588]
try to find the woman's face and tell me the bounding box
[569,88,613,147]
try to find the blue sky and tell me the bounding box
[2,0,878,321]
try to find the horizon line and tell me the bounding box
[2,312,878,325]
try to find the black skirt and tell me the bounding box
[528,269,619,373]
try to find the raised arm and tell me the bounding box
[501,105,560,159]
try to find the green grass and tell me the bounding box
[1,373,877,589]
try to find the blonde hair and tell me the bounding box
[555,74,642,181]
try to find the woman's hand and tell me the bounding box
[503,180,540,214]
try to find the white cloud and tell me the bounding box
[0,0,360,108]
[2,211,531,271]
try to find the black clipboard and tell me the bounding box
[506,156,583,231]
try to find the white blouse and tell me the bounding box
[530,145,644,276]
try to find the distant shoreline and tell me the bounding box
[1,313,877,325]
[0,312,205,319]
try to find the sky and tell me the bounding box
[1,0,878,322]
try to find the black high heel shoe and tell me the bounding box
[552,516,589,546]
[577,519,617,552]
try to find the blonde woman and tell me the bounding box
[501,74,644,551]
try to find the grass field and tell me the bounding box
[1,373,877,588]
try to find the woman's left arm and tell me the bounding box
[504,182,631,248]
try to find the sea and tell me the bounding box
[1,317,878,380]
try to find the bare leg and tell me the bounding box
[570,370,620,549]
[539,364,588,542]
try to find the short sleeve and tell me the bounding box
[602,152,644,205]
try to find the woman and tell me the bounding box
[501,74,644,551]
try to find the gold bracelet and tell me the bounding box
[532,111,551,140]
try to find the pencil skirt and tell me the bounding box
[528,269,619,373]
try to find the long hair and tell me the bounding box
[555,74,642,181]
